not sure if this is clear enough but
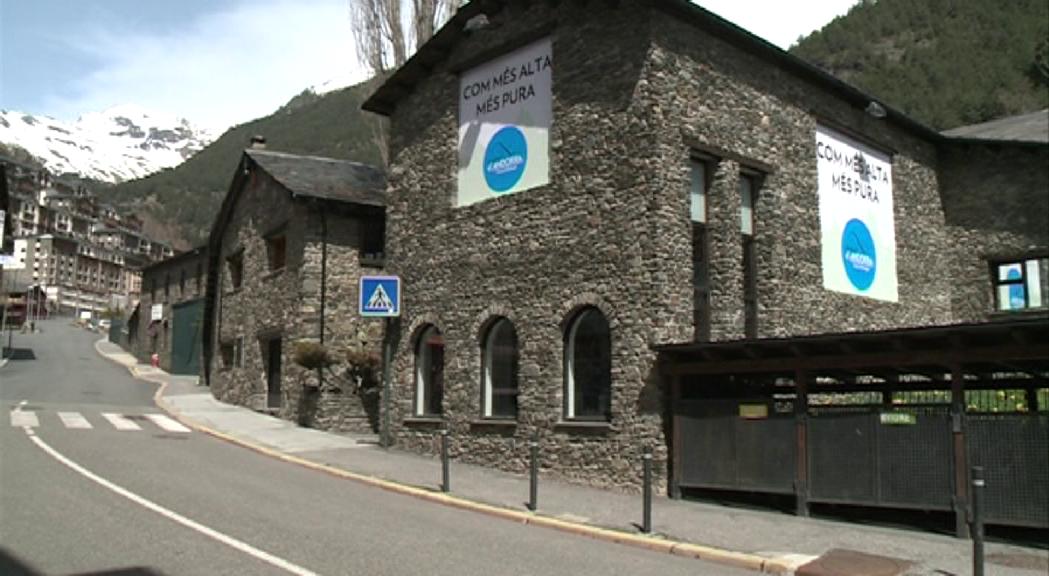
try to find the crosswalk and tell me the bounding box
[9,410,191,433]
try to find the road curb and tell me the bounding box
[96,339,796,575]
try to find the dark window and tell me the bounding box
[741,173,758,338]
[360,217,385,267]
[564,307,611,421]
[993,257,1048,311]
[415,325,444,417]
[266,234,286,271]
[220,342,234,369]
[227,252,243,290]
[179,269,186,295]
[482,318,519,419]
[164,274,170,299]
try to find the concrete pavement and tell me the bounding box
[93,338,1048,576]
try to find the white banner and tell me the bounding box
[816,125,897,302]
[151,303,163,321]
[457,38,552,206]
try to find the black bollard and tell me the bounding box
[642,446,653,533]
[971,466,985,576]
[441,429,450,493]
[528,431,539,511]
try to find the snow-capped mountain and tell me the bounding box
[0,104,214,182]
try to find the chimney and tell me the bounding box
[250,135,267,150]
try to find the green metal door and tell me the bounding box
[171,299,204,375]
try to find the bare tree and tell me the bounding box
[351,0,459,75]
[351,0,460,166]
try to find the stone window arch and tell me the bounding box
[481,317,519,419]
[563,306,611,421]
[414,324,444,417]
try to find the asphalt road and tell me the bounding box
[1,319,750,576]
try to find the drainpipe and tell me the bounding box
[318,206,328,387]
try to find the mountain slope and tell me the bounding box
[789,0,1049,130]
[0,105,213,182]
[98,79,384,248]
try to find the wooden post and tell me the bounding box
[670,373,682,499]
[795,369,810,517]
[951,363,970,538]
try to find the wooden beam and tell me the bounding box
[667,343,1049,376]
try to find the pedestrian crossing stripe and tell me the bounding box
[57,412,92,429]
[9,411,190,433]
[102,413,141,431]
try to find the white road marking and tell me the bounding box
[58,412,93,429]
[144,414,191,433]
[101,413,141,431]
[24,430,322,576]
[10,410,39,428]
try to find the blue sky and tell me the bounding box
[0,0,857,132]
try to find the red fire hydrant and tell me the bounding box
[150,353,160,368]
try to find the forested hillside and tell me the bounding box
[790,0,1049,130]
[98,79,384,248]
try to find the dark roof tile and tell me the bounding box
[246,149,386,207]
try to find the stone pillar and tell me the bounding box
[707,161,744,341]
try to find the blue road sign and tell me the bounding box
[360,276,401,317]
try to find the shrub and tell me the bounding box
[292,341,336,370]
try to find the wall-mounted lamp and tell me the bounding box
[865,101,887,119]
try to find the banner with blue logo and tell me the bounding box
[816,125,898,302]
[457,38,552,206]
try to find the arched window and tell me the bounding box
[564,307,611,420]
[482,318,518,419]
[414,325,444,416]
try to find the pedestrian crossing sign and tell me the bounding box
[359,275,401,317]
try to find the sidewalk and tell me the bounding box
[95,339,1047,576]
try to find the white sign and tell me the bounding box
[79,310,92,321]
[151,303,163,321]
[816,125,897,302]
[458,38,552,207]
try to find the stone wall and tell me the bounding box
[939,142,1049,322]
[645,8,952,341]
[381,2,957,492]
[211,168,383,434]
[133,250,207,372]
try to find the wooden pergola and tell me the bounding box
[655,317,1049,535]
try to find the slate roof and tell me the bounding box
[246,149,386,207]
[942,109,1049,144]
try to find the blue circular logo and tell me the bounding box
[841,218,877,291]
[484,126,527,193]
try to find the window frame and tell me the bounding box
[740,171,761,338]
[563,307,612,422]
[690,156,714,342]
[414,325,445,417]
[992,256,1048,312]
[481,318,519,420]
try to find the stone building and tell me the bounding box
[360,0,1048,507]
[132,246,208,375]
[202,147,386,434]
